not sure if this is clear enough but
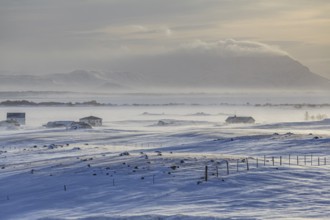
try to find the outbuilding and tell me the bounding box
[79,116,102,127]
[225,115,255,124]
[7,112,26,125]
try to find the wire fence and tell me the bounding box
[202,154,329,182]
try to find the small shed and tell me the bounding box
[225,115,255,124]
[79,116,102,127]
[44,121,75,128]
[69,122,92,130]
[7,112,26,125]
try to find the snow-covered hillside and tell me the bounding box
[0,104,330,219]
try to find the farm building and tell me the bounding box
[69,122,92,130]
[7,112,26,125]
[44,121,75,128]
[225,115,255,124]
[79,116,102,127]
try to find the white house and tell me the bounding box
[7,112,26,125]
[79,116,102,127]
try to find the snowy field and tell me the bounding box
[1,100,330,219]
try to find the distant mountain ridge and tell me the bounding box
[0,70,136,92]
[1,40,330,92]
[109,52,330,91]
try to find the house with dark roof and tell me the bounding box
[7,112,26,125]
[225,115,255,124]
[79,116,102,126]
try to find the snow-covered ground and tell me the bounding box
[0,104,330,219]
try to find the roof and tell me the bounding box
[79,116,102,120]
[7,112,26,118]
[226,116,255,123]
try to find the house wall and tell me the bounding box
[7,117,26,125]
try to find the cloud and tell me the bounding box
[179,39,290,57]
[0,0,329,77]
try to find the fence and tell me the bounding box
[203,154,329,182]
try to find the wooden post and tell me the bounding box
[280,156,282,166]
[297,155,299,165]
[205,166,208,181]
[289,154,291,166]
[226,161,229,175]
[304,155,306,165]
[272,157,274,166]
[246,158,249,171]
[318,157,320,166]
[256,158,258,168]
[311,154,313,166]
[216,166,219,178]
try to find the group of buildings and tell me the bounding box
[44,116,103,129]
[1,112,256,130]
[0,113,103,129]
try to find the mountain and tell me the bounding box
[1,40,329,92]
[0,70,128,92]
[109,40,330,91]
[48,70,126,91]
[0,74,57,91]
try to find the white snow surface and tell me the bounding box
[0,105,330,220]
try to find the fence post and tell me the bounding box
[205,166,208,182]
[256,158,258,168]
[280,156,282,166]
[272,157,274,166]
[318,157,320,166]
[246,158,249,171]
[289,154,291,166]
[297,155,299,165]
[311,154,313,166]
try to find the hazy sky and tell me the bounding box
[1,0,330,78]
